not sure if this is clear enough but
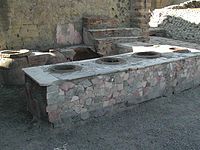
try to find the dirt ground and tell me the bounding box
[1,84,200,150]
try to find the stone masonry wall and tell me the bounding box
[46,56,200,128]
[0,0,131,50]
[25,75,48,120]
[151,0,190,9]
[150,8,200,44]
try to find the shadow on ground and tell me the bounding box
[1,85,200,150]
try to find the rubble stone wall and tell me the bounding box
[0,0,131,50]
[150,9,200,44]
[46,56,200,127]
[151,0,190,9]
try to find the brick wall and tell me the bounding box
[130,0,151,39]
[0,0,131,50]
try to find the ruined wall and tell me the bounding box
[150,8,200,44]
[151,0,189,9]
[0,0,131,50]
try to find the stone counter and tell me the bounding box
[24,45,200,128]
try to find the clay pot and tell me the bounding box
[0,50,50,85]
[0,50,31,85]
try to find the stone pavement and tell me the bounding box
[1,84,200,150]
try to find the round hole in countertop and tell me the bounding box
[132,51,161,59]
[95,57,126,65]
[49,64,82,73]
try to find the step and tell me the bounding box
[149,28,166,37]
[87,27,143,38]
[95,36,146,44]
[94,36,146,56]
[116,42,155,54]
[83,16,119,29]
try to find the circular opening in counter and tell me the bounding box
[143,44,154,47]
[2,51,20,54]
[95,57,126,65]
[0,49,31,58]
[132,51,161,59]
[169,47,190,53]
[50,64,82,73]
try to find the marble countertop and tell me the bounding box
[23,45,200,86]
